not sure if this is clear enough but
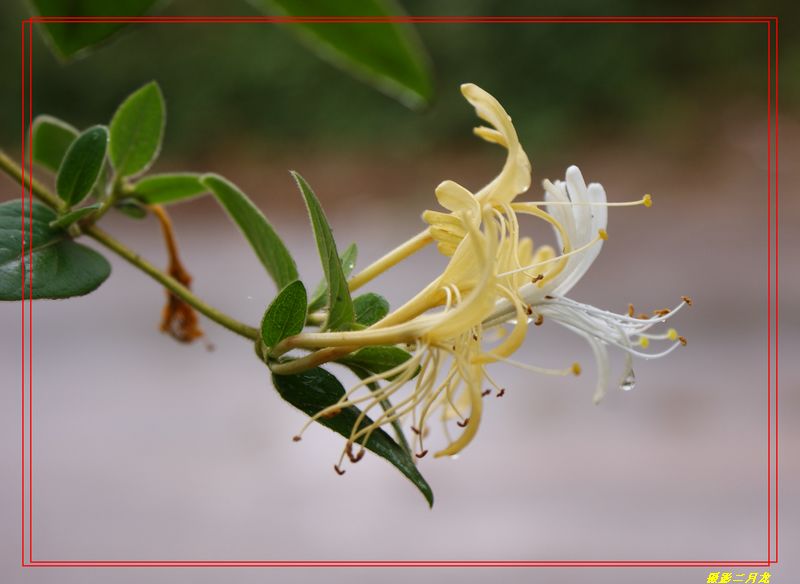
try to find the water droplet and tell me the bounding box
[619,370,636,392]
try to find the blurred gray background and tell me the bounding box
[0,3,797,583]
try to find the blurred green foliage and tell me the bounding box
[0,0,795,158]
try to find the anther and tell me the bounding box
[410,426,420,435]
[472,333,479,341]
[534,314,544,326]
[571,362,582,376]
[678,336,688,346]
[320,408,342,419]
[628,303,635,317]
[598,228,608,241]
[292,435,302,442]
[334,465,346,476]
[482,389,492,397]
[643,194,653,208]
[496,388,506,398]
[525,305,533,316]
[531,274,544,284]
[637,313,651,320]
[681,295,693,306]
[653,308,670,317]
[416,450,429,459]
[456,417,470,428]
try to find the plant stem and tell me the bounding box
[0,150,258,341]
[347,229,433,292]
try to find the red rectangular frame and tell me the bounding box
[19,14,780,569]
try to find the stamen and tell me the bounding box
[681,295,694,306]
[416,449,429,459]
[496,388,506,398]
[526,194,653,208]
[678,336,688,346]
[531,274,544,284]
[534,314,544,326]
[498,233,604,278]
[482,389,491,397]
[292,435,302,442]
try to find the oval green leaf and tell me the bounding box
[271,367,433,506]
[252,0,433,108]
[261,280,307,348]
[353,292,389,326]
[0,200,111,300]
[31,115,79,172]
[56,125,109,207]
[133,173,207,205]
[291,171,354,331]
[30,0,159,60]
[109,81,165,178]
[201,173,299,289]
[338,345,414,378]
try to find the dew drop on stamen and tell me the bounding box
[619,370,636,392]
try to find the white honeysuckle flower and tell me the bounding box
[277,83,686,472]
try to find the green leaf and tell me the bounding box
[271,367,433,506]
[261,280,307,348]
[0,200,111,300]
[48,204,101,229]
[56,125,109,207]
[133,173,207,205]
[252,0,433,108]
[30,0,160,60]
[307,242,357,312]
[291,172,354,331]
[31,115,79,172]
[338,345,414,378]
[353,292,389,326]
[201,173,299,289]
[109,81,165,178]
[114,197,148,219]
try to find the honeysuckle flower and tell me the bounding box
[277,83,689,472]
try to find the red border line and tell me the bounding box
[20,15,779,569]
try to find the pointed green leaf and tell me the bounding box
[272,367,433,506]
[32,115,79,172]
[338,345,414,379]
[291,172,354,331]
[109,81,165,178]
[30,0,159,60]
[353,292,389,326]
[0,200,111,300]
[252,0,433,108]
[308,242,357,312]
[261,280,307,348]
[201,173,298,289]
[48,203,102,229]
[56,125,108,207]
[133,173,207,205]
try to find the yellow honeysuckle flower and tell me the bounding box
[276,83,687,473]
